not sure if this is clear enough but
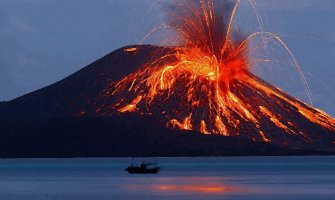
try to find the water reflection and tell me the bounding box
[155,184,236,194]
[127,176,245,195]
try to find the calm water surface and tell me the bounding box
[0,156,334,200]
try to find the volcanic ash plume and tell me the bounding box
[99,0,335,148]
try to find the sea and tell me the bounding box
[0,156,334,200]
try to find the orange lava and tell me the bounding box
[118,95,142,113]
[103,0,335,142]
[124,47,138,52]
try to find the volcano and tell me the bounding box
[1,0,335,157]
[0,45,334,157]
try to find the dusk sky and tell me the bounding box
[1,0,335,116]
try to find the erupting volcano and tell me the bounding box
[98,0,335,147]
[0,0,335,157]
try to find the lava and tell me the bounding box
[102,0,335,142]
[118,95,142,113]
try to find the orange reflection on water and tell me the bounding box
[154,183,242,194]
[126,177,246,195]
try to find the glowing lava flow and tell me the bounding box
[103,0,335,141]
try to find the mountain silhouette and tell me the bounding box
[0,45,334,157]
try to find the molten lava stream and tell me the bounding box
[100,0,335,144]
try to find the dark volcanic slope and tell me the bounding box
[0,45,335,157]
[0,45,166,119]
[0,116,301,158]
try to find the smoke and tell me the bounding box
[163,0,242,58]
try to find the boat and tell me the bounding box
[125,162,160,174]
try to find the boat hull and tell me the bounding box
[125,166,160,174]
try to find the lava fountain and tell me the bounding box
[101,0,335,143]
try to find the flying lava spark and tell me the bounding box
[101,0,335,144]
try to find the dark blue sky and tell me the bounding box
[1,0,335,116]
